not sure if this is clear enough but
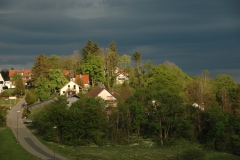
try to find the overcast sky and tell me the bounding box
[0,0,240,83]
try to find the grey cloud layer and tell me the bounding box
[0,0,239,82]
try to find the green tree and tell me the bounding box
[105,42,119,87]
[31,54,51,85]
[214,74,238,113]
[81,40,100,59]
[118,54,131,70]
[48,69,68,93]
[35,76,51,101]
[201,107,229,151]
[115,81,135,102]
[14,76,25,97]
[129,100,147,143]
[48,54,61,69]
[70,97,107,145]
[25,89,37,105]
[108,41,117,52]
[142,63,190,145]
[79,54,104,86]
[0,106,7,127]
[132,51,143,87]
[10,73,22,87]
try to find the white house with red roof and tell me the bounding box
[85,86,117,107]
[62,70,90,89]
[8,69,32,88]
[59,81,83,96]
[116,70,129,84]
[75,74,90,88]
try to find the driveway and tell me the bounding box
[6,98,67,160]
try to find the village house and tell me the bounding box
[75,74,90,88]
[0,73,4,93]
[116,71,129,84]
[59,81,83,97]
[62,70,90,89]
[85,83,117,108]
[8,69,32,88]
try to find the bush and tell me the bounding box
[0,91,10,97]
[175,148,206,160]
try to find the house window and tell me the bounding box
[118,77,125,80]
[74,85,76,89]
[68,85,70,88]
[63,91,65,94]
[107,96,113,101]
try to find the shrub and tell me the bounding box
[0,91,10,97]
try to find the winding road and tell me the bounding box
[6,98,67,160]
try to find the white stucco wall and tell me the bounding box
[60,81,81,96]
[116,73,129,84]
[98,89,116,101]
[0,73,4,93]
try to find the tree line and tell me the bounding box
[1,40,240,155]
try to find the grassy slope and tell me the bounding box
[1,125,239,160]
[0,127,40,160]
[39,137,240,160]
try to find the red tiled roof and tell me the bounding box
[9,70,31,77]
[117,70,129,77]
[62,70,70,76]
[76,74,89,85]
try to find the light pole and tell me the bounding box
[17,111,20,142]
[9,99,11,109]
[53,126,57,160]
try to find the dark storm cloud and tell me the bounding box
[0,0,240,82]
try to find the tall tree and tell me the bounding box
[48,54,60,69]
[118,54,131,70]
[214,74,238,113]
[108,41,117,52]
[10,73,22,87]
[81,40,100,59]
[48,69,69,93]
[25,89,37,105]
[105,42,119,87]
[132,52,142,86]
[79,54,104,86]
[143,63,191,145]
[31,54,51,85]
[35,76,51,101]
[14,75,25,97]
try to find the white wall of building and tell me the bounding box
[98,89,116,101]
[60,81,81,96]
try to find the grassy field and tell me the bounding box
[38,136,240,160]
[0,127,41,160]
[1,126,239,160]
[0,88,19,109]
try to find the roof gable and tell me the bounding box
[60,81,82,90]
[85,87,105,98]
[85,87,117,101]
